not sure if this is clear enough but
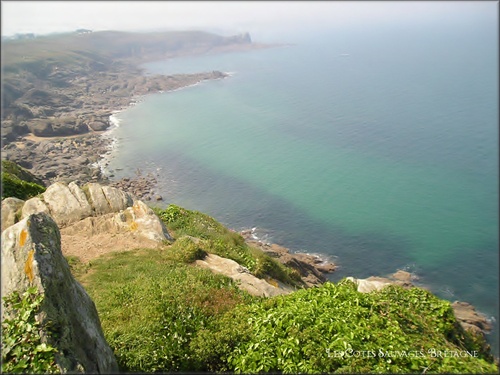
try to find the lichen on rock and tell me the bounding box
[1,213,118,373]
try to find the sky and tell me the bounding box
[1,1,497,41]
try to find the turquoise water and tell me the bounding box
[107,22,498,350]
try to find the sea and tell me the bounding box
[104,20,498,353]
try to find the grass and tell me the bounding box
[72,248,257,372]
[63,204,498,373]
[155,204,303,287]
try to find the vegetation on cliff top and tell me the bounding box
[69,205,498,373]
[2,165,497,373]
[1,287,59,373]
[2,30,250,73]
[155,204,303,286]
[1,160,46,200]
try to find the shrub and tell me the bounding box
[1,172,46,200]
[205,280,499,374]
[1,287,59,373]
[167,236,207,263]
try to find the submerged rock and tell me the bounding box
[1,213,118,373]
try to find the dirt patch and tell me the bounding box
[60,224,162,264]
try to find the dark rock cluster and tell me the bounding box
[241,230,336,287]
[110,174,163,202]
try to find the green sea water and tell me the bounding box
[106,21,498,350]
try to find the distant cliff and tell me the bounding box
[1,30,256,144]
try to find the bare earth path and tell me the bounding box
[60,218,162,263]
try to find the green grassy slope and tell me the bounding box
[69,205,498,373]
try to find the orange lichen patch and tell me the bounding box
[24,250,35,283]
[129,221,139,231]
[132,203,145,218]
[267,278,279,288]
[19,229,28,247]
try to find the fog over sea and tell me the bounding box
[106,19,498,351]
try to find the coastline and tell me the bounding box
[2,37,497,357]
[1,68,230,190]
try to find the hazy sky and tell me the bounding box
[1,1,496,40]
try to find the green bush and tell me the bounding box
[1,287,59,373]
[1,160,46,200]
[1,160,45,186]
[167,236,207,263]
[200,280,498,374]
[1,172,46,200]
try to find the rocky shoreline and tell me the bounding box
[241,229,336,287]
[1,70,228,192]
[1,31,274,199]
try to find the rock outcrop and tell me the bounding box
[346,276,393,293]
[242,230,336,287]
[2,181,172,262]
[195,253,295,297]
[1,197,24,232]
[451,301,493,336]
[1,213,118,373]
[3,180,172,241]
[40,182,93,225]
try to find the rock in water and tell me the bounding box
[1,213,118,373]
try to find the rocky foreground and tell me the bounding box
[2,179,494,372]
[1,180,174,372]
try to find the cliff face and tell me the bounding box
[1,180,174,371]
[1,213,119,372]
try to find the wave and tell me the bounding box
[90,114,122,177]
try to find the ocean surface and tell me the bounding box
[105,22,498,352]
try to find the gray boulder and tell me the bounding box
[86,183,133,216]
[115,200,173,242]
[42,182,92,226]
[101,185,134,212]
[22,196,50,219]
[1,213,118,373]
[195,253,294,297]
[68,181,93,215]
[1,197,24,232]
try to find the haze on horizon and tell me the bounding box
[1,1,495,42]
